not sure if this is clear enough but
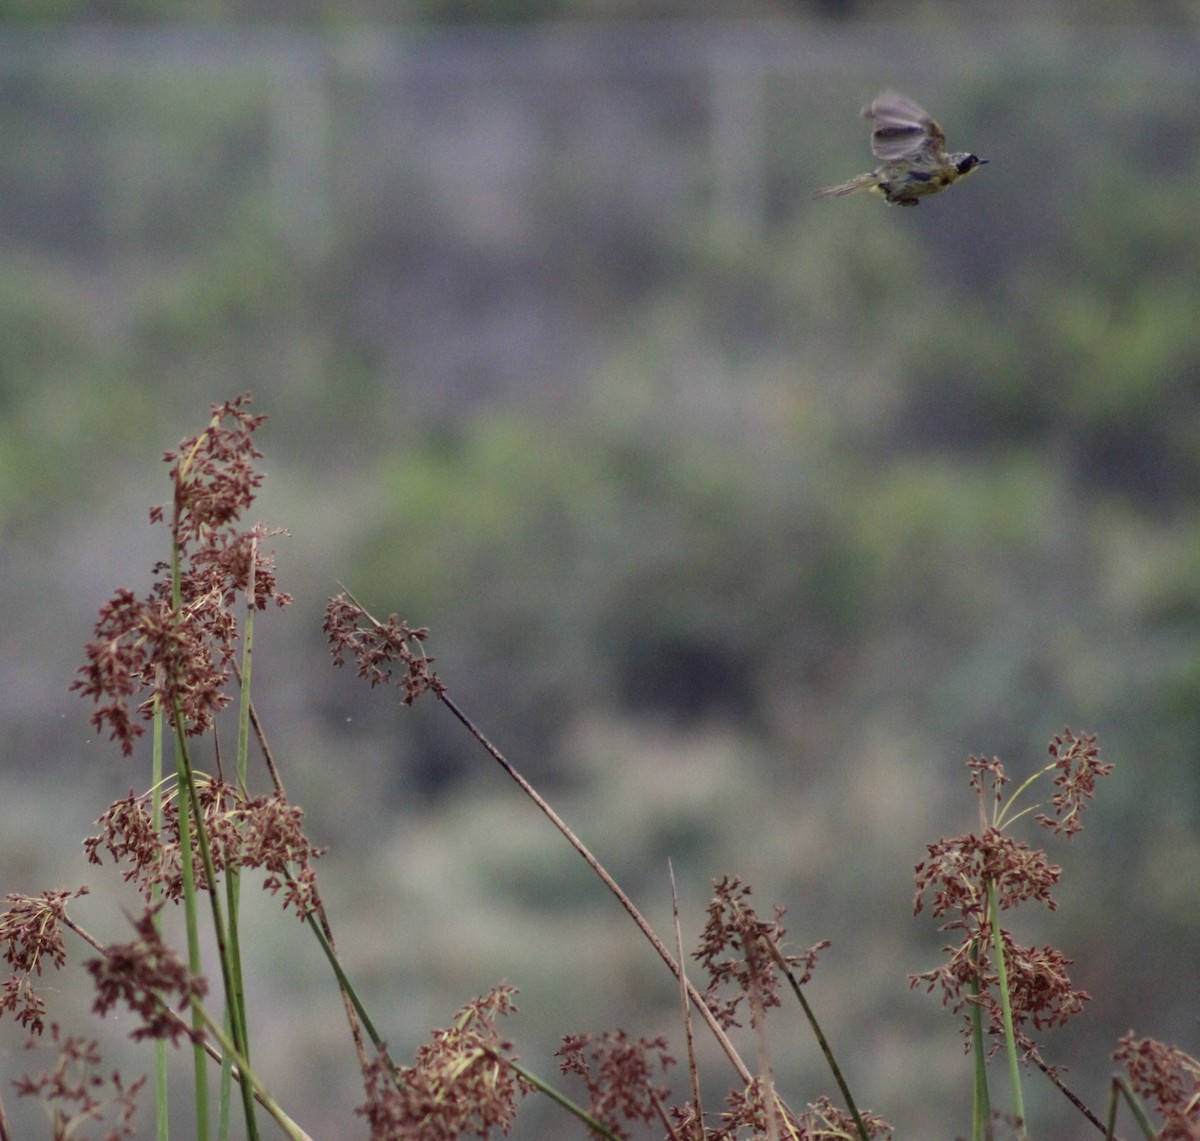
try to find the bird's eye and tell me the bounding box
[957,155,982,173]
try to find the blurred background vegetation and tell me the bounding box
[2,4,1199,1139]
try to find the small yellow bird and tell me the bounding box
[813,91,987,207]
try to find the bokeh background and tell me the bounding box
[2,4,1199,1139]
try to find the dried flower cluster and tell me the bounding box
[0,888,89,1036]
[13,1024,146,1141]
[72,395,290,755]
[557,1030,675,1139]
[800,1094,893,1140]
[324,592,443,703]
[1114,1033,1200,1140]
[694,875,827,1031]
[707,1077,790,1139]
[675,1079,892,1141]
[85,779,326,917]
[1037,730,1113,837]
[913,829,1062,923]
[357,986,529,1140]
[910,731,1110,1056]
[85,907,208,1045]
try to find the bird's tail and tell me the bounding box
[812,173,879,200]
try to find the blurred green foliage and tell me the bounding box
[3,20,1198,838]
[0,0,1194,23]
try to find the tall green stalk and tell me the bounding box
[171,536,210,1141]
[765,939,869,1141]
[170,703,259,1141]
[986,879,1026,1137]
[220,590,256,1140]
[969,940,990,1140]
[167,515,258,1141]
[151,710,170,1141]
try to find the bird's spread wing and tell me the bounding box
[861,91,945,162]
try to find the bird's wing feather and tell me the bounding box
[861,91,945,161]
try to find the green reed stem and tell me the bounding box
[1107,1075,1155,1140]
[170,705,260,1141]
[969,940,990,1141]
[302,906,387,1053]
[219,590,257,1140]
[171,535,209,1141]
[191,1001,314,1141]
[484,1051,624,1141]
[151,709,170,1141]
[985,879,1026,1137]
[764,938,869,1141]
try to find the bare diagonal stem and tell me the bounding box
[436,689,754,1088]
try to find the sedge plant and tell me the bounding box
[1,395,1197,1140]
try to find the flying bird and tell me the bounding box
[813,91,987,207]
